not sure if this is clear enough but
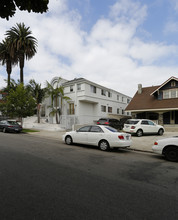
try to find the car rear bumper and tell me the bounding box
[152,146,162,154]
[110,140,132,148]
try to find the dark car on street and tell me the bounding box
[0,120,22,133]
[97,118,122,130]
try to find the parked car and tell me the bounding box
[63,125,132,151]
[0,120,22,133]
[123,119,164,137]
[119,116,132,130]
[152,137,178,162]
[97,118,122,130]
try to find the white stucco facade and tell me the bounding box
[42,77,131,129]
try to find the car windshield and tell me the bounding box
[125,120,139,125]
[105,126,118,132]
[98,119,107,123]
[7,121,19,125]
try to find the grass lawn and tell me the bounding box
[22,129,39,133]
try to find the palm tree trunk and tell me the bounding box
[20,55,24,84]
[37,104,41,123]
[6,60,12,87]
[55,96,59,124]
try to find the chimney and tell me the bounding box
[138,84,142,94]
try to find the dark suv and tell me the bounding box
[97,118,122,130]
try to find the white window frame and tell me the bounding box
[90,85,96,93]
[101,105,106,112]
[77,84,81,90]
[101,89,106,96]
[163,89,178,99]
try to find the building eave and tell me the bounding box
[126,107,178,113]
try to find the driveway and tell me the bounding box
[131,132,177,152]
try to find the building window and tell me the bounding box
[108,91,112,97]
[171,89,176,98]
[90,85,96,93]
[77,84,81,90]
[69,103,75,115]
[70,86,74,92]
[171,81,176,87]
[117,95,119,101]
[117,108,120,114]
[101,89,106,96]
[163,90,169,99]
[122,109,125,115]
[122,97,124,102]
[101,105,106,112]
[108,107,112,113]
[163,89,178,99]
[127,98,130,103]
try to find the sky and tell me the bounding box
[1,0,178,97]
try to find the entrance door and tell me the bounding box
[175,111,178,124]
[163,112,170,124]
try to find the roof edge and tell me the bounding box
[150,76,178,96]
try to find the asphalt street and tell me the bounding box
[0,132,177,220]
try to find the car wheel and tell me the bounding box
[99,140,110,151]
[165,147,178,162]
[136,129,143,137]
[2,128,6,133]
[158,129,164,136]
[65,136,73,145]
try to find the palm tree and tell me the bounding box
[6,23,37,84]
[26,79,46,123]
[0,38,17,87]
[46,77,70,124]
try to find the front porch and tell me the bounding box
[131,110,178,126]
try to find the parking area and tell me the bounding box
[25,129,178,153]
[130,132,177,152]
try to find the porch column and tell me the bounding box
[158,112,163,125]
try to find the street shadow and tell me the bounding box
[70,143,131,154]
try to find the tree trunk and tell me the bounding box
[19,55,24,84]
[55,96,59,124]
[37,104,41,123]
[6,60,12,87]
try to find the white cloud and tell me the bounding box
[109,0,147,26]
[129,39,178,64]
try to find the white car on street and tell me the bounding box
[123,119,164,137]
[152,137,178,162]
[63,125,132,151]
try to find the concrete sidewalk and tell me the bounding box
[26,129,177,153]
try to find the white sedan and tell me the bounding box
[63,125,132,151]
[152,137,178,162]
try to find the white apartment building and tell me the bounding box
[42,77,131,129]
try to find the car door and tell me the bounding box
[0,121,5,130]
[74,126,91,144]
[147,120,158,133]
[87,126,104,145]
[140,120,150,133]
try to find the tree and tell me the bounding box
[26,79,46,123]
[6,23,37,84]
[0,38,18,87]
[46,77,70,124]
[0,83,36,125]
[0,0,49,20]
